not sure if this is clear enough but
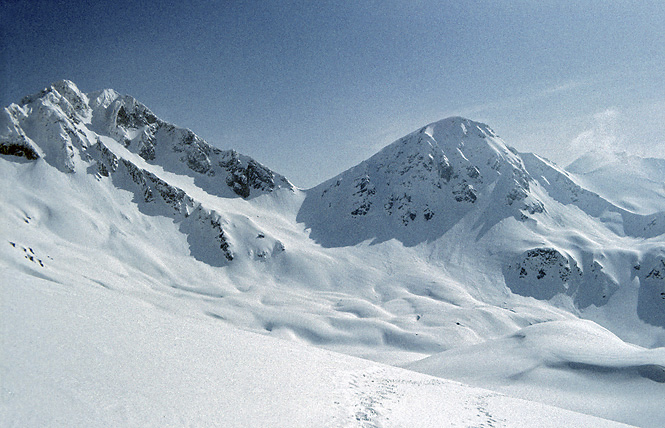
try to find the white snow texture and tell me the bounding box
[1,80,663,427]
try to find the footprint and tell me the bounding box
[338,368,402,428]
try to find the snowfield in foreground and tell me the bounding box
[1,271,633,428]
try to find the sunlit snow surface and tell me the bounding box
[2,81,664,427]
[567,151,665,215]
[407,320,665,428]
[1,271,633,427]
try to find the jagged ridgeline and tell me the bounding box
[0,80,291,265]
[1,80,292,196]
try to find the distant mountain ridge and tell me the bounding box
[567,150,665,215]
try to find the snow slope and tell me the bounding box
[2,81,665,426]
[407,320,665,428]
[1,270,633,428]
[567,150,665,215]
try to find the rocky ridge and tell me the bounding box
[0,80,289,264]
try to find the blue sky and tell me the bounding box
[2,0,664,188]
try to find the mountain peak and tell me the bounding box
[369,117,520,177]
[20,80,88,110]
[421,117,518,167]
[4,80,293,198]
[50,79,83,95]
[368,116,523,186]
[298,116,538,247]
[423,116,497,140]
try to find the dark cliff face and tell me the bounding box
[0,141,40,160]
[503,248,620,309]
[636,255,665,328]
[220,150,287,198]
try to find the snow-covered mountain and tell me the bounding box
[1,80,292,266]
[2,81,664,427]
[298,117,543,247]
[567,150,665,215]
[300,116,665,328]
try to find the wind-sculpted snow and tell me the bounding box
[407,320,665,427]
[2,274,635,427]
[3,81,665,427]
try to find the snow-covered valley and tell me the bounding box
[1,81,664,427]
[3,269,636,427]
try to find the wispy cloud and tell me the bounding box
[568,108,623,155]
